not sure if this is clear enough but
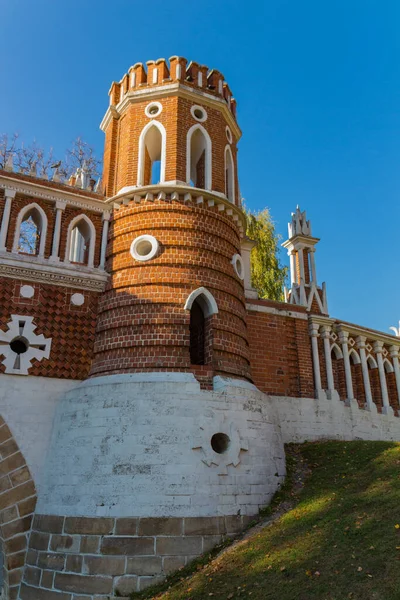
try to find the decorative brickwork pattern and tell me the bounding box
[0,278,99,379]
[21,514,253,598]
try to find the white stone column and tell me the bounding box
[309,248,317,284]
[0,189,16,252]
[309,323,323,398]
[100,212,111,270]
[356,336,376,413]
[338,330,356,405]
[373,341,394,416]
[289,252,296,285]
[320,325,335,396]
[240,238,258,299]
[389,345,400,410]
[50,200,66,262]
[356,335,377,413]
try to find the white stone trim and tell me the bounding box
[64,214,96,268]
[137,120,167,186]
[12,202,48,257]
[331,342,343,359]
[224,145,235,204]
[231,253,244,280]
[246,303,308,320]
[186,123,212,191]
[225,126,233,143]
[184,286,218,317]
[0,315,51,375]
[190,104,208,122]
[0,188,16,251]
[145,101,162,118]
[130,234,159,262]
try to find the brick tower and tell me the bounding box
[19,57,285,598]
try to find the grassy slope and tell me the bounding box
[132,441,400,600]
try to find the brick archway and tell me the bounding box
[0,416,37,600]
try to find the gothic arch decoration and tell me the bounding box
[186,123,212,190]
[349,348,361,364]
[367,355,378,369]
[331,343,343,359]
[184,287,218,317]
[224,144,235,203]
[12,202,48,257]
[383,358,394,373]
[65,214,96,268]
[0,417,37,600]
[137,120,167,186]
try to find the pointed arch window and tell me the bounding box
[186,124,212,190]
[224,145,235,203]
[184,287,218,366]
[13,203,47,257]
[65,215,96,267]
[137,121,166,186]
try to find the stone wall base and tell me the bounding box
[20,513,255,598]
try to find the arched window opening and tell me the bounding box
[367,357,382,412]
[186,125,212,190]
[138,122,166,186]
[225,146,235,203]
[331,345,346,400]
[190,299,205,365]
[18,210,41,255]
[69,219,92,264]
[349,350,364,407]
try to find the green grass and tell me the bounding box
[132,441,400,600]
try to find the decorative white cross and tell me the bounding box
[389,321,400,337]
[0,315,51,375]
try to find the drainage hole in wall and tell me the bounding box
[9,337,29,355]
[211,433,230,454]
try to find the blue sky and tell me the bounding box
[1,0,399,333]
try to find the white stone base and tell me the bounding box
[0,374,80,485]
[36,373,286,518]
[271,394,400,443]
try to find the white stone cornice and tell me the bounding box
[0,175,108,214]
[337,322,400,348]
[0,252,108,292]
[4,188,16,199]
[100,82,241,140]
[246,303,308,320]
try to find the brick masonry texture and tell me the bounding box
[20,514,254,598]
[0,277,99,379]
[91,199,251,380]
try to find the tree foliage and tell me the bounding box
[0,133,101,179]
[245,207,288,301]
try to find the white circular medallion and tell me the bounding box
[71,293,85,306]
[145,101,162,118]
[225,126,233,143]
[20,285,34,299]
[130,235,159,262]
[231,254,244,280]
[190,104,207,122]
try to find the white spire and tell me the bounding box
[288,206,312,238]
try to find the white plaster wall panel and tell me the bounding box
[0,375,80,485]
[271,395,400,443]
[36,373,286,518]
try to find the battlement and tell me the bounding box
[108,56,237,120]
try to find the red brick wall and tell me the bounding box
[91,198,250,380]
[246,301,314,397]
[0,278,99,379]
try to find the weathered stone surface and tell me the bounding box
[80,535,100,554]
[38,552,66,570]
[101,536,154,555]
[184,517,224,536]
[162,555,186,575]
[34,515,64,534]
[156,536,202,556]
[9,465,31,487]
[7,550,25,570]
[0,504,18,524]
[83,556,125,576]
[9,585,19,600]
[20,582,72,600]
[0,475,11,493]
[66,555,83,573]
[0,480,35,511]
[203,535,223,553]
[23,565,41,586]
[2,515,32,539]
[127,556,162,576]
[6,533,27,554]
[0,452,25,478]
[224,515,243,534]
[29,531,50,551]
[41,569,55,589]
[50,535,80,553]
[114,575,138,595]
[64,517,114,535]
[138,517,182,536]
[8,566,23,586]
[18,496,37,517]
[115,517,138,535]
[54,573,113,594]
[138,575,165,591]
[26,549,38,566]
